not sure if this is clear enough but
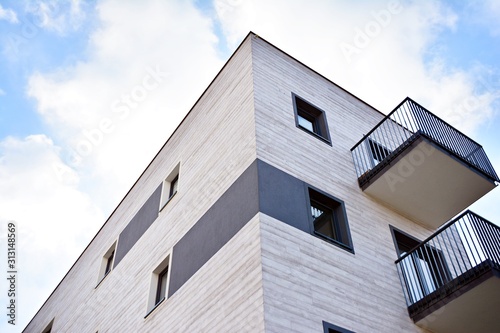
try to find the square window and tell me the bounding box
[96,242,117,286]
[293,93,331,144]
[160,163,180,211]
[308,188,353,252]
[146,254,172,316]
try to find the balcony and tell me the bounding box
[351,97,499,229]
[395,211,500,333]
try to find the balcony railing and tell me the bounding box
[351,97,500,187]
[395,210,500,314]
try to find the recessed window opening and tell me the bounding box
[293,93,331,143]
[97,241,117,285]
[42,318,54,333]
[104,250,114,276]
[146,254,172,316]
[322,320,355,333]
[308,188,353,252]
[160,163,180,211]
[155,266,169,305]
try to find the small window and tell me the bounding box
[160,163,180,211]
[97,242,117,285]
[169,175,178,198]
[155,266,169,305]
[308,188,353,252]
[42,319,54,333]
[104,250,115,276]
[368,138,391,165]
[292,93,331,144]
[146,254,171,316]
[322,321,355,333]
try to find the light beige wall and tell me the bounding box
[25,34,258,333]
[251,36,433,332]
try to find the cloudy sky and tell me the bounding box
[0,0,499,331]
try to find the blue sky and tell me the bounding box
[0,0,499,331]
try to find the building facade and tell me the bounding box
[25,33,500,333]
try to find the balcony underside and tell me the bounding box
[413,260,500,333]
[362,135,496,229]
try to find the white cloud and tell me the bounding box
[480,0,500,36]
[0,134,104,330]
[11,2,223,328]
[0,4,18,23]
[214,0,492,135]
[27,0,223,207]
[25,0,87,34]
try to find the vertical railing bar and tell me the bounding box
[442,227,460,278]
[391,110,405,143]
[471,215,493,263]
[424,238,441,289]
[397,263,411,306]
[372,131,383,166]
[483,218,499,263]
[380,120,393,154]
[448,220,469,275]
[428,238,445,287]
[436,229,455,280]
[459,215,479,267]
[415,248,430,296]
[385,118,397,151]
[400,102,415,134]
[409,100,425,134]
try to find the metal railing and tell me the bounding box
[351,97,499,186]
[395,211,500,308]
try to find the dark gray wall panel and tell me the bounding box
[168,160,260,297]
[257,160,310,233]
[114,184,162,268]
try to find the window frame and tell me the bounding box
[104,250,114,276]
[306,186,354,253]
[96,241,117,287]
[41,319,54,333]
[145,253,172,318]
[292,93,332,145]
[322,321,355,333]
[155,266,169,305]
[159,163,180,211]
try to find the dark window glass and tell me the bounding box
[322,321,355,333]
[169,176,178,198]
[155,266,169,304]
[368,138,391,163]
[309,188,353,252]
[293,94,331,143]
[104,250,114,276]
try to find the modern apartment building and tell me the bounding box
[24,32,500,333]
